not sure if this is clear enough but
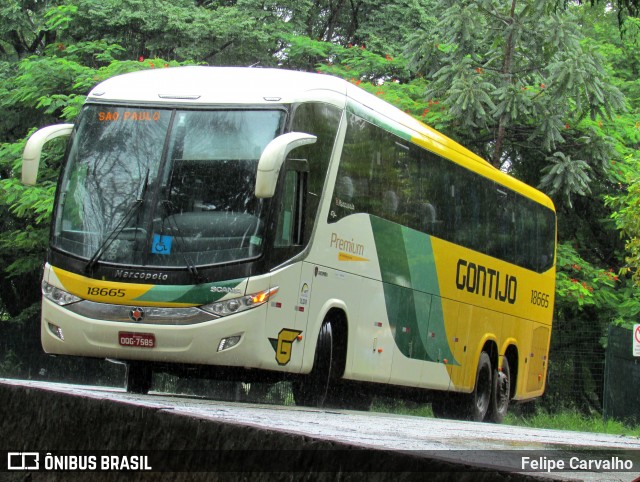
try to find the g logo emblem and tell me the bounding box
[274,328,302,365]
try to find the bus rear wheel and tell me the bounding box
[126,362,153,394]
[487,356,510,423]
[434,352,492,421]
[469,351,493,422]
[292,320,334,407]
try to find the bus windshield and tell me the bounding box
[52,105,285,268]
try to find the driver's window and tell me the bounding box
[275,170,297,247]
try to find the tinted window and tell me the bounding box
[330,112,555,273]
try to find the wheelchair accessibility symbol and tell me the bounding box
[151,234,173,255]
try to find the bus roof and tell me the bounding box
[88,66,555,211]
[88,66,348,105]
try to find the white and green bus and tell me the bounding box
[23,67,556,422]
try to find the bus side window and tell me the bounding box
[275,160,308,247]
[289,102,341,238]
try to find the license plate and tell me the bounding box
[119,332,155,348]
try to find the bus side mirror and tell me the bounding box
[22,124,74,185]
[255,132,317,198]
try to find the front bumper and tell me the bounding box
[41,298,271,368]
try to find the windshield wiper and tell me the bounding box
[85,170,150,275]
[161,200,204,284]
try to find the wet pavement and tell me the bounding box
[3,379,639,481]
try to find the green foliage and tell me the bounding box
[373,398,640,435]
[555,243,620,312]
[406,0,625,211]
[539,152,592,208]
[504,409,640,436]
[606,154,640,288]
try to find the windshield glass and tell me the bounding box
[53,106,284,268]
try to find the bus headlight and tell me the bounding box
[201,286,278,317]
[42,280,82,306]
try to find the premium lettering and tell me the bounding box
[455,258,517,304]
[330,232,365,256]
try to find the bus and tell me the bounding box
[22,66,556,422]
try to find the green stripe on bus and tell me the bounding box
[347,102,413,142]
[133,279,246,305]
[371,216,457,365]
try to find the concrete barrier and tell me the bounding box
[0,381,553,481]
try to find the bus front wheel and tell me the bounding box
[126,362,153,394]
[292,320,334,407]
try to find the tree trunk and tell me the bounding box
[492,0,517,168]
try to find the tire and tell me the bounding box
[469,351,493,422]
[126,362,153,394]
[431,353,492,421]
[487,356,511,423]
[292,320,334,407]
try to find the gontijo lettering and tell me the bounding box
[456,258,517,304]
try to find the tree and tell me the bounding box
[406,0,625,206]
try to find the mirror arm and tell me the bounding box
[22,124,74,185]
[255,132,317,198]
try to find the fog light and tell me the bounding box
[48,322,65,341]
[217,335,241,352]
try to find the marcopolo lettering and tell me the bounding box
[114,270,169,281]
[455,258,517,304]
